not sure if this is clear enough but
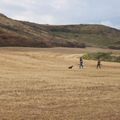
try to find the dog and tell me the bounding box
[68,65,73,69]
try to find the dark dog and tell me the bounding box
[68,65,73,69]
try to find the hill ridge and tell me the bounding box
[0,13,120,48]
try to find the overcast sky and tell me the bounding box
[0,0,120,29]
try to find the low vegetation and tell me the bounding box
[108,46,120,50]
[83,52,120,62]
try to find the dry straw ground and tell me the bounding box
[0,47,120,120]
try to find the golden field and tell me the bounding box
[0,47,120,120]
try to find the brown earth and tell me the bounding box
[0,47,120,120]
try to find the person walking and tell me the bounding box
[97,59,101,69]
[80,57,84,69]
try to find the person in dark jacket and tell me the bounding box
[97,59,101,69]
[80,57,84,69]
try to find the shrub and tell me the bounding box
[83,52,120,63]
[78,43,86,48]
[108,46,120,50]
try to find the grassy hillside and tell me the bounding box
[47,25,120,48]
[0,13,120,48]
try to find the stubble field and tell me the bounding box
[0,47,120,120]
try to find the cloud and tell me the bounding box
[50,0,69,9]
[0,0,120,29]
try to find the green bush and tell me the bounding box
[115,56,120,62]
[108,46,120,50]
[83,52,120,63]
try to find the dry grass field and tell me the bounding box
[0,47,120,120]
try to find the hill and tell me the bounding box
[0,13,120,48]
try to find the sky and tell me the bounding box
[0,0,120,29]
